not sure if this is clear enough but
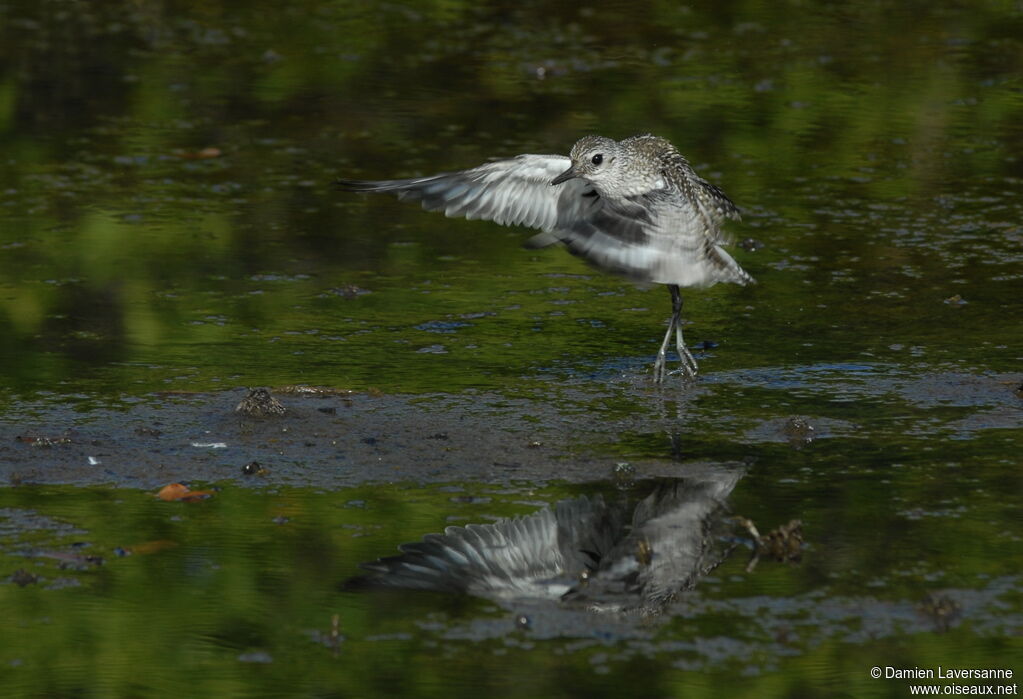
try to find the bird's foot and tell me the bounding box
[678,346,700,378]
[675,326,699,378]
[652,351,668,383]
[651,351,698,383]
[667,362,698,381]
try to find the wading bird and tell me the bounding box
[338,134,753,381]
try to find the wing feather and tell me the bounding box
[339,152,752,288]
[557,193,754,287]
[338,154,598,232]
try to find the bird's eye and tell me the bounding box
[591,154,603,165]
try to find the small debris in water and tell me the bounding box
[16,432,73,447]
[173,146,222,160]
[527,440,542,448]
[242,461,268,476]
[449,495,492,505]
[758,520,804,563]
[734,517,804,572]
[612,462,636,488]
[237,650,273,664]
[10,569,39,587]
[739,238,766,251]
[917,592,961,632]
[306,614,346,655]
[235,387,287,417]
[328,614,344,654]
[943,294,967,306]
[416,344,448,354]
[276,385,355,396]
[116,540,178,556]
[515,614,531,630]
[326,284,370,299]
[782,417,816,447]
[32,550,104,569]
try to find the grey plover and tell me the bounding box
[337,134,754,381]
[346,467,744,613]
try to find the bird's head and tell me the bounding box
[550,135,621,190]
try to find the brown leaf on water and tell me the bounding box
[157,483,213,502]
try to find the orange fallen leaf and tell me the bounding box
[157,483,214,502]
[157,483,188,500]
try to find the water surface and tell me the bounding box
[1,1,1021,696]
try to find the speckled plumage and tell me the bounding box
[347,467,743,614]
[338,134,754,381]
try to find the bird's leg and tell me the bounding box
[673,289,699,378]
[653,303,677,383]
[653,285,698,382]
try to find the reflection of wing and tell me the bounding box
[346,495,623,601]
[563,468,743,610]
[347,467,743,613]
[338,154,599,231]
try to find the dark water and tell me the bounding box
[1,1,1022,696]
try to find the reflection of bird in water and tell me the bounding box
[346,467,743,614]
[338,134,753,381]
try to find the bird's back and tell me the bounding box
[558,136,753,288]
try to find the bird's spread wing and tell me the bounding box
[338,154,599,232]
[556,192,754,288]
[339,155,752,288]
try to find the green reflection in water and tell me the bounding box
[0,0,1020,399]
[1,479,1020,697]
[1,0,1022,695]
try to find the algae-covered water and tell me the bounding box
[1,1,1021,697]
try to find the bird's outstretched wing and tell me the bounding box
[339,154,753,288]
[338,154,599,232]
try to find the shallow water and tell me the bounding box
[1,1,1022,696]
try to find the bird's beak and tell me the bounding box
[550,165,577,186]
